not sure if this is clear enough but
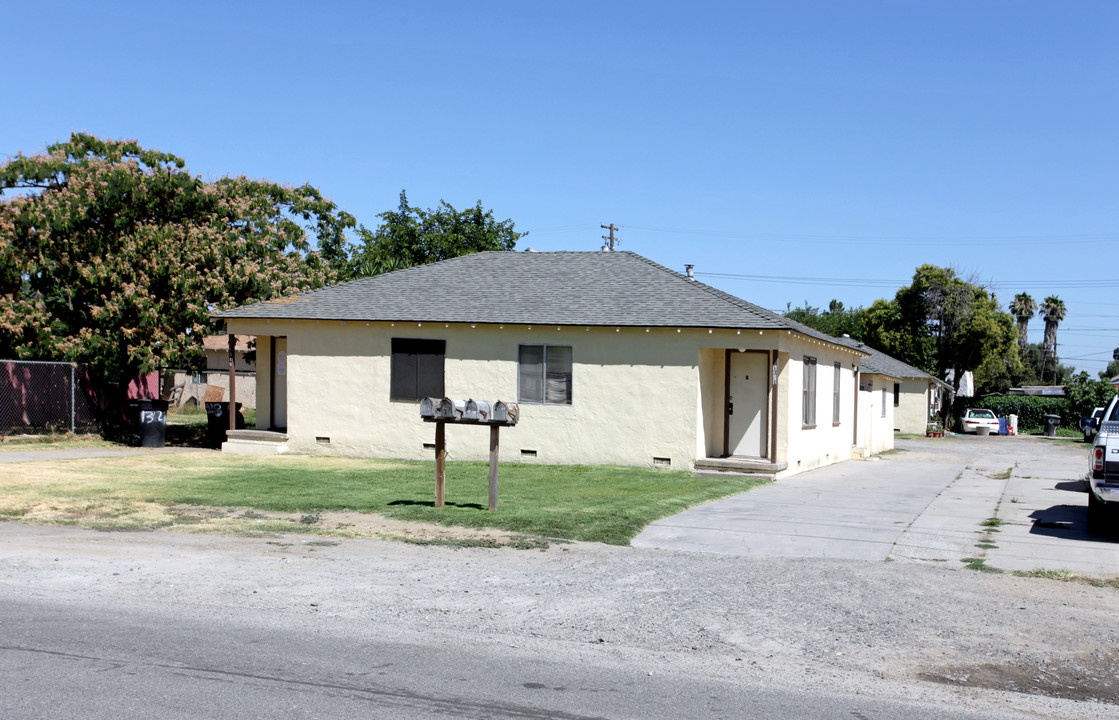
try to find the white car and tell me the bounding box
[960,408,1000,435]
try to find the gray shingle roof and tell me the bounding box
[836,337,950,388]
[214,251,847,345]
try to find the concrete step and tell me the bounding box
[222,429,289,456]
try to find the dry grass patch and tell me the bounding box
[0,453,765,546]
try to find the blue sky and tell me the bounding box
[4,1,1117,376]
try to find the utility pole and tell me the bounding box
[600,223,620,252]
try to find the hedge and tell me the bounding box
[961,396,1071,433]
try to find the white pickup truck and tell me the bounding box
[1088,394,1119,535]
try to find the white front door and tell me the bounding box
[728,351,768,458]
[272,336,288,431]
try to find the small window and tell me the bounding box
[802,356,817,427]
[832,362,841,425]
[882,388,888,417]
[519,345,572,404]
[390,338,445,400]
[893,382,901,407]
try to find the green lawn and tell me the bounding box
[1,454,767,545]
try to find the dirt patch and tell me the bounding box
[920,647,1119,704]
[3,500,550,548]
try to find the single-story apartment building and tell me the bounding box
[839,339,951,436]
[215,251,875,478]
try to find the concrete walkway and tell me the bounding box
[633,435,1119,576]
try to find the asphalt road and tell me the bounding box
[0,598,1044,720]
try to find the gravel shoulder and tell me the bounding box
[2,522,1117,717]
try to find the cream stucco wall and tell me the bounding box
[856,373,896,454]
[779,343,859,476]
[895,378,934,434]
[226,319,865,475]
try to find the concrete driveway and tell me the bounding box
[633,435,1119,576]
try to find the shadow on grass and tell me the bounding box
[387,499,487,511]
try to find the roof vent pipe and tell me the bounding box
[685,264,694,279]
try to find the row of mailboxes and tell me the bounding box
[419,397,519,426]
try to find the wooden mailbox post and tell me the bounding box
[419,397,519,511]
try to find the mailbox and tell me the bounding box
[492,401,519,425]
[435,397,465,420]
[464,399,491,421]
[419,397,440,418]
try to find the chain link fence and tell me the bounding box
[0,360,98,434]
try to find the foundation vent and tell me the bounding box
[652,457,671,468]
[521,449,538,458]
[316,437,331,444]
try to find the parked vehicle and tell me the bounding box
[1087,395,1119,536]
[959,408,1000,435]
[1080,407,1105,442]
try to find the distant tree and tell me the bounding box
[0,133,354,428]
[1008,292,1037,354]
[1102,347,1119,381]
[861,265,1020,413]
[783,299,864,339]
[1065,371,1117,420]
[346,190,526,279]
[1040,296,1067,383]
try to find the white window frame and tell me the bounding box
[802,356,817,428]
[832,362,841,425]
[518,345,573,405]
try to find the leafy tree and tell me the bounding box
[1065,371,1116,421]
[346,190,525,279]
[0,133,354,426]
[784,299,865,339]
[1008,292,1036,354]
[861,265,1020,413]
[1039,296,1067,383]
[1102,347,1119,380]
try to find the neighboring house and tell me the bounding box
[214,251,871,478]
[840,340,951,436]
[170,335,257,409]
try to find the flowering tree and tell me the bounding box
[0,134,355,424]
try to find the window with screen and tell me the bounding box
[519,345,572,404]
[802,356,817,427]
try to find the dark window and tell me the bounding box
[390,338,445,400]
[893,382,901,407]
[519,345,572,404]
[802,356,817,427]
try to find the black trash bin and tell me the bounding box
[1042,413,1061,438]
[205,401,245,448]
[128,399,169,448]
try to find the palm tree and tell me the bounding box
[1008,293,1037,354]
[1040,296,1067,383]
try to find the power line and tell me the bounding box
[624,224,1119,246]
[697,270,1119,292]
